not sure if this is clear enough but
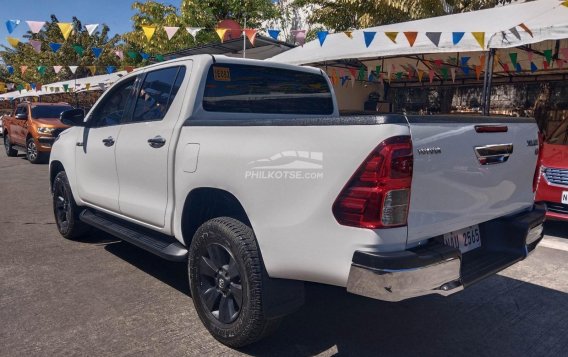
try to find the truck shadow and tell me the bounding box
[544,220,568,239]
[102,239,567,357]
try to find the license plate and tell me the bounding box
[562,191,568,204]
[444,225,481,253]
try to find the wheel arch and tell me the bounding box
[180,187,252,247]
[50,160,65,189]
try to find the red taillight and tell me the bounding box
[533,132,544,193]
[332,136,413,229]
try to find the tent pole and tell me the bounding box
[482,49,495,115]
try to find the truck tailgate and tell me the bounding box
[406,116,539,245]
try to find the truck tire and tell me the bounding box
[52,171,90,240]
[4,134,18,157]
[188,217,281,348]
[26,138,47,164]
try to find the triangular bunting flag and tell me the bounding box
[244,29,258,46]
[85,83,91,91]
[7,66,14,75]
[6,20,20,34]
[215,28,228,43]
[543,61,549,70]
[516,63,522,72]
[452,32,465,45]
[344,31,353,39]
[36,83,42,91]
[29,40,42,53]
[92,47,102,58]
[441,67,448,80]
[86,24,99,36]
[385,32,398,43]
[186,27,203,39]
[417,70,424,82]
[317,31,328,46]
[428,69,435,83]
[140,52,150,60]
[348,68,356,79]
[142,25,156,41]
[363,32,376,48]
[404,32,418,47]
[425,32,441,47]
[450,68,456,83]
[57,23,73,40]
[7,37,20,48]
[291,30,306,46]
[20,66,28,75]
[474,65,481,80]
[87,66,96,76]
[68,65,78,74]
[556,59,565,69]
[268,29,280,40]
[509,27,521,41]
[106,66,116,74]
[376,65,381,75]
[527,51,534,62]
[53,66,63,74]
[49,42,62,53]
[530,62,538,72]
[164,26,179,40]
[37,66,46,76]
[503,63,510,73]
[472,32,485,49]
[127,51,138,59]
[26,21,45,34]
[124,66,134,73]
[543,49,553,64]
[73,45,84,56]
[63,84,69,92]
[115,50,124,60]
[155,54,164,62]
[509,53,517,66]
[519,23,533,38]
[30,83,36,91]
[357,66,365,81]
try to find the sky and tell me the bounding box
[0,0,179,47]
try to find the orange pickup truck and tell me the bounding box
[3,102,74,164]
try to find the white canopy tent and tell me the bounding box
[0,70,128,101]
[270,0,568,65]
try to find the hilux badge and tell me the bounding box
[527,139,538,147]
[417,147,442,155]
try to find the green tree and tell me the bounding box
[1,15,122,86]
[294,0,514,31]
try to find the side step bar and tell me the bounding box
[80,209,188,262]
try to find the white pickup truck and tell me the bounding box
[50,55,545,347]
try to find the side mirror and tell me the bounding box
[15,113,27,120]
[60,109,85,127]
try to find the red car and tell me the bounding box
[535,119,568,220]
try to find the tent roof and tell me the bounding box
[270,0,568,65]
[0,71,129,100]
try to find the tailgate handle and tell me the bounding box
[474,144,513,165]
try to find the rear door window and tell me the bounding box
[202,64,333,115]
[131,66,186,123]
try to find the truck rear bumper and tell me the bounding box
[346,204,546,302]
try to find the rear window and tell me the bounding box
[32,105,73,119]
[202,64,333,115]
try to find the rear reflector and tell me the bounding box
[332,136,413,229]
[475,125,508,133]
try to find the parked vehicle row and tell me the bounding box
[2,102,73,163]
[47,55,545,347]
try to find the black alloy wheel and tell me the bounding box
[197,243,243,324]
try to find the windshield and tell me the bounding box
[31,105,73,119]
[547,117,568,145]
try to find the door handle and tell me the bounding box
[102,136,115,147]
[148,135,166,148]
